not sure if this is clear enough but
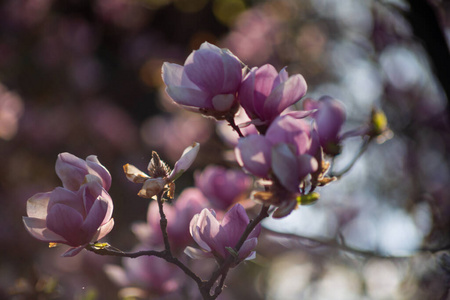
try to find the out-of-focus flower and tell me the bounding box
[23,179,114,257]
[105,245,184,297]
[132,188,208,251]
[185,204,260,265]
[195,166,252,210]
[162,42,243,119]
[303,96,346,155]
[0,85,23,140]
[56,152,112,192]
[124,143,199,198]
[216,107,258,147]
[238,64,307,130]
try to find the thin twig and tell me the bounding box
[330,138,371,178]
[226,115,244,138]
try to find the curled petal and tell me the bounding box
[86,155,112,191]
[123,164,150,184]
[138,178,166,198]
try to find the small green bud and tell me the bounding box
[297,192,320,206]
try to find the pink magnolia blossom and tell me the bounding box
[55,152,112,191]
[238,64,307,127]
[235,115,318,192]
[195,166,252,210]
[303,96,346,155]
[162,42,243,119]
[132,188,208,251]
[23,179,114,257]
[185,204,260,265]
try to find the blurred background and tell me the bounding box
[1,0,450,299]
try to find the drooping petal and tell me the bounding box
[169,142,200,182]
[263,74,307,121]
[46,203,84,246]
[235,135,271,178]
[22,217,66,243]
[26,192,51,219]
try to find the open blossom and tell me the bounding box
[303,96,346,155]
[185,204,260,266]
[235,115,318,192]
[23,179,114,257]
[132,188,208,251]
[124,142,199,198]
[56,152,112,191]
[195,166,252,210]
[238,64,307,129]
[162,42,243,119]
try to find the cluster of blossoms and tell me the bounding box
[23,42,387,299]
[163,42,350,218]
[23,153,114,257]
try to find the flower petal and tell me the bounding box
[271,144,300,192]
[235,135,271,177]
[184,246,214,259]
[47,187,83,215]
[86,155,112,191]
[55,152,88,191]
[184,48,225,94]
[46,203,84,246]
[169,142,200,182]
[123,164,150,184]
[92,218,115,241]
[26,192,51,219]
[220,204,249,246]
[23,217,66,242]
[238,237,258,261]
[62,246,85,257]
[263,74,307,121]
[165,85,211,108]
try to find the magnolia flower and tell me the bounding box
[23,179,114,257]
[303,96,346,155]
[124,142,200,198]
[195,166,252,210]
[55,152,112,191]
[132,188,208,251]
[185,204,260,266]
[162,42,243,119]
[238,64,307,128]
[235,115,318,190]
